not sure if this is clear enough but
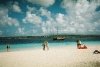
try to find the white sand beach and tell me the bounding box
[0,45,100,67]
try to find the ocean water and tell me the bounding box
[0,40,100,52]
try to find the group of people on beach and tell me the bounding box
[76,40,100,54]
[42,40,100,54]
[6,40,100,54]
[42,39,88,51]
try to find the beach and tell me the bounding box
[0,45,100,67]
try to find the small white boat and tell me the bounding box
[53,36,65,40]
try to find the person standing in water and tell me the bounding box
[42,41,49,51]
[7,44,10,52]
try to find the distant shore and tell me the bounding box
[0,35,100,44]
[0,45,100,67]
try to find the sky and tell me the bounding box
[0,0,100,36]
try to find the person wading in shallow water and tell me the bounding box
[7,44,10,52]
[42,41,49,51]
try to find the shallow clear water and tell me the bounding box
[0,41,100,52]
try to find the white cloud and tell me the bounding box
[27,6,39,14]
[5,16,20,27]
[23,12,42,25]
[60,0,100,35]
[23,6,42,25]
[89,0,100,5]
[39,7,51,17]
[0,6,21,36]
[75,0,90,15]
[22,0,100,35]
[12,2,21,13]
[26,0,55,7]
[39,0,100,35]
[15,27,41,36]
[22,6,57,35]
[61,0,77,8]
[41,19,55,35]
[56,13,65,26]
[17,27,25,34]
[0,7,20,27]
[42,27,47,34]
[22,6,45,35]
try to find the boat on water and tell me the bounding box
[53,36,65,40]
[52,26,65,40]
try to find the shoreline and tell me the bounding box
[0,45,100,52]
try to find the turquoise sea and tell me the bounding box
[0,40,100,52]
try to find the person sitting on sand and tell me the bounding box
[76,40,87,49]
[42,41,49,51]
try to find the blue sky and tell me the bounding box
[0,0,100,36]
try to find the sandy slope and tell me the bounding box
[0,46,100,67]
